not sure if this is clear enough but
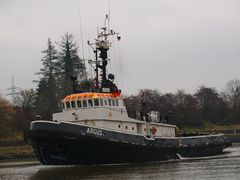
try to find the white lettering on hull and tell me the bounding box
[87,127,104,136]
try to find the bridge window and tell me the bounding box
[88,99,93,107]
[77,100,82,108]
[122,100,126,107]
[100,99,104,106]
[104,99,108,106]
[116,99,119,107]
[94,99,99,106]
[66,101,71,109]
[62,102,66,109]
[108,99,112,106]
[112,99,115,106]
[82,100,87,107]
[71,101,76,108]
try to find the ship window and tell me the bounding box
[62,102,66,109]
[88,99,93,107]
[104,99,108,106]
[112,99,115,106]
[100,99,104,106]
[94,99,99,106]
[118,125,121,128]
[71,101,76,108]
[108,99,112,106]
[132,127,134,130]
[122,100,126,107]
[77,100,82,108]
[66,101,71,109]
[116,99,119,107]
[125,126,128,129]
[82,100,87,107]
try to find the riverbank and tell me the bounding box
[180,124,240,143]
[225,134,240,143]
[0,145,35,161]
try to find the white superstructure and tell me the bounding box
[53,92,176,137]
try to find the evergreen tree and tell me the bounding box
[14,89,36,132]
[35,39,59,119]
[57,32,87,96]
[39,38,58,79]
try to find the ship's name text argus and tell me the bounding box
[87,128,104,136]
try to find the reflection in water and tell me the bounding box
[31,162,183,180]
[0,144,240,180]
[30,162,181,180]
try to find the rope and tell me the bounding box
[117,41,124,90]
[216,109,240,125]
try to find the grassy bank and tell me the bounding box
[180,124,240,143]
[225,134,240,143]
[182,124,240,132]
[0,145,35,161]
[0,131,26,146]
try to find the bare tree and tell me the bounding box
[0,95,16,137]
[223,79,240,109]
[14,89,36,131]
[14,89,36,111]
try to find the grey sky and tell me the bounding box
[1,0,240,97]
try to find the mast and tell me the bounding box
[88,14,121,93]
[94,50,99,89]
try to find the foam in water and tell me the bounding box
[176,153,185,160]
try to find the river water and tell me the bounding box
[0,144,240,180]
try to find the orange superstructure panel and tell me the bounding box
[63,92,120,101]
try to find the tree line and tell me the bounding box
[0,32,240,140]
[124,81,240,127]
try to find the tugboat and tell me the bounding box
[28,15,231,165]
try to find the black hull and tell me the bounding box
[28,121,232,165]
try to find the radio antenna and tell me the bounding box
[78,1,85,59]
[108,0,111,33]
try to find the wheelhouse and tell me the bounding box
[62,92,123,110]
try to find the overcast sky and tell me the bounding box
[1,0,240,97]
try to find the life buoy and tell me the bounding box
[151,127,157,135]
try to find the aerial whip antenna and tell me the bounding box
[78,0,85,59]
[108,0,111,32]
[77,0,88,81]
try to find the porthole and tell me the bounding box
[118,125,121,128]
[125,126,128,129]
[132,127,134,130]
